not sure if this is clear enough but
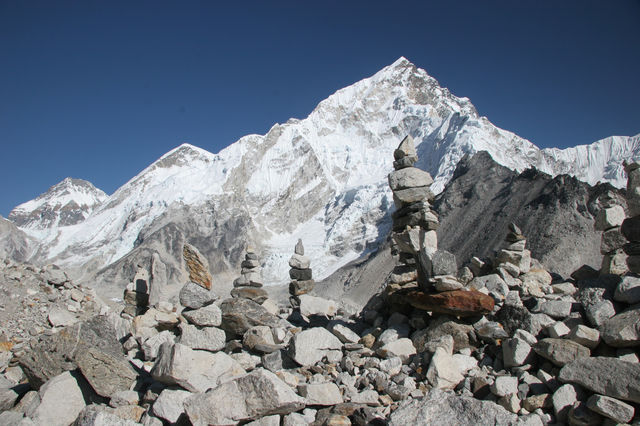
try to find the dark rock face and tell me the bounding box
[219,298,282,337]
[434,151,624,277]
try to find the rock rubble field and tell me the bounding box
[0,140,638,425]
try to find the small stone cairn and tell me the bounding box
[122,265,150,318]
[288,239,314,297]
[594,192,627,275]
[622,161,640,273]
[231,247,269,303]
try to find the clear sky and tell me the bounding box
[1,0,639,216]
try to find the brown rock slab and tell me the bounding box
[404,289,494,316]
[183,243,212,290]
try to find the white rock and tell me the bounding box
[552,384,578,422]
[376,338,416,362]
[32,371,86,426]
[298,295,337,317]
[350,389,380,406]
[47,306,77,327]
[289,328,342,366]
[546,321,571,338]
[426,347,463,390]
[142,330,175,360]
[329,323,360,344]
[178,323,226,352]
[491,376,518,397]
[151,343,245,392]
[503,337,532,368]
[246,415,281,426]
[453,353,478,375]
[298,382,343,405]
[595,205,625,231]
[152,389,191,423]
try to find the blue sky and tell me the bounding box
[1,0,639,216]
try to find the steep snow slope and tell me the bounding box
[10,57,640,287]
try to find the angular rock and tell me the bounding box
[76,346,137,398]
[181,303,222,327]
[599,307,640,347]
[48,306,78,327]
[552,384,578,422]
[152,388,191,424]
[178,323,226,352]
[537,300,572,319]
[389,388,519,425]
[614,275,640,304]
[621,215,640,241]
[183,368,305,425]
[394,135,417,160]
[32,371,87,426]
[433,275,463,291]
[329,323,360,344]
[377,338,416,362]
[289,279,315,296]
[601,227,627,254]
[289,327,342,366]
[289,268,312,281]
[503,337,533,368]
[298,295,337,318]
[142,330,175,360]
[183,243,212,290]
[243,325,276,350]
[179,281,216,309]
[298,382,343,406]
[295,239,305,256]
[595,205,626,231]
[430,250,457,276]
[151,343,245,393]
[393,186,435,206]
[231,287,269,303]
[586,394,635,424]
[406,289,494,316]
[567,325,600,349]
[426,347,464,390]
[533,338,590,366]
[558,357,640,403]
[220,297,281,337]
[289,254,311,270]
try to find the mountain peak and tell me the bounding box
[8,177,107,229]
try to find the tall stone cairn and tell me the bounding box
[387,135,438,294]
[622,161,640,273]
[594,193,627,275]
[495,223,532,277]
[122,265,150,318]
[289,239,314,297]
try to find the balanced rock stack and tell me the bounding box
[595,199,627,275]
[387,135,438,295]
[231,247,269,304]
[623,161,640,273]
[122,265,150,318]
[289,239,314,296]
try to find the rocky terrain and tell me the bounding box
[0,139,638,425]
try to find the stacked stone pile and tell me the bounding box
[595,198,628,275]
[289,239,314,297]
[122,265,150,318]
[231,247,269,303]
[623,161,640,274]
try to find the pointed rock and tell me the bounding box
[295,239,304,256]
[183,243,212,290]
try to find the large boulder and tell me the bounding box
[31,371,87,426]
[181,303,222,327]
[220,298,282,337]
[289,327,342,366]
[389,388,519,425]
[179,281,216,309]
[599,307,640,347]
[558,357,640,403]
[151,343,245,393]
[184,368,305,425]
[18,315,127,389]
[76,346,137,397]
[533,338,590,367]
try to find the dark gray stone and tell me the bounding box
[533,338,590,366]
[220,298,282,337]
[559,357,640,403]
[179,281,216,309]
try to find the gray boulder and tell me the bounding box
[220,298,282,337]
[178,323,226,352]
[558,357,640,403]
[152,388,191,424]
[32,371,87,426]
[614,275,640,304]
[181,303,222,327]
[599,307,640,347]
[388,167,433,191]
[298,382,343,405]
[183,368,305,425]
[533,338,590,366]
[586,394,635,423]
[389,388,520,425]
[76,346,137,398]
[179,281,216,309]
[289,327,342,366]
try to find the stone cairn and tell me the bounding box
[622,161,640,274]
[122,265,150,318]
[288,239,314,297]
[231,247,269,304]
[595,193,627,275]
[386,135,494,316]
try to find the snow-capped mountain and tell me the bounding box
[8,57,640,288]
[9,178,108,232]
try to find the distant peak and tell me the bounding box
[391,56,411,67]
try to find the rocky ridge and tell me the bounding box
[1,141,638,425]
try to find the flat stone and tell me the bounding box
[76,346,138,397]
[533,338,590,366]
[179,281,216,309]
[181,303,222,327]
[289,267,312,281]
[433,275,463,291]
[178,323,226,352]
[289,327,342,366]
[393,186,435,206]
[388,167,433,191]
[184,368,305,425]
[151,343,245,393]
[558,357,640,403]
[183,243,212,290]
[567,325,600,349]
[376,338,416,362]
[537,300,572,319]
[288,254,310,270]
[289,279,315,296]
[298,382,343,406]
[614,275,640,304]
[599,307,640,347]
[389,388,519,425]
[329,323,360,344]
[152,388,191,424]
[48,306,78,327]
[231,287,269,303]
[405,289,494,316]
[298,294,337,318]
[587,394,635,423]
[32,371,87,426]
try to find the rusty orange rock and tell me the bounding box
[183,243,212,290]
[406,289,494,316]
